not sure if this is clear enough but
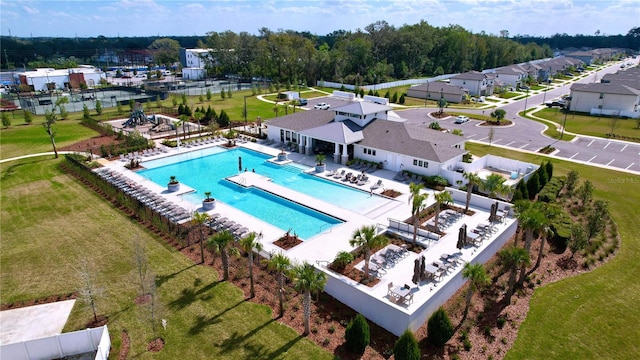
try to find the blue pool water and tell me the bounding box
[138,147,389,239]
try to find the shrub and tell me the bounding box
[393,329,420,360]
[332,251,354,271]
[328,325,336,334]
[427,307,454,347]
[429,121,441,130]
[344,313,370,354]
[538,176,566,203]
[463,338,472,351]
[497,316,507,329]
[549,208,572,250]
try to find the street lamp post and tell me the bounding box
[560,107,568,140]
[542,68,551,105]
[424,80,429,107]
[243,95,249,132]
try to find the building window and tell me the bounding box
[599,93,604,99]
[423,162,429,168]
[372,150,376,156]
[413,159,418,166]
[280,129,284,142]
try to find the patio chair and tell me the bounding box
[370,179,383,190]
[404,292,414,305]
[333,170,345,179]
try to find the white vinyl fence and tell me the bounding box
[0,326,110,360]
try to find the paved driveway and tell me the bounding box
[0,300,76,345]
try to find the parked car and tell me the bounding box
[296,98,307,106]
[314,102,330,110]
[519,85,530,91]
[454,115,470,124]
[545,100,566,108]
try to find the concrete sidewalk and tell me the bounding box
[0,300,76,345]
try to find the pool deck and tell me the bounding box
[97,137,517,335]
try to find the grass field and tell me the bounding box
[466,143,640,359]
[0,156,332,359]
[0,119,99,160]
[533,108,640,141]
[520,110,576,142]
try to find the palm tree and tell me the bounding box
[481,173,508,199]
[238,232,263,298]
[499,245,530,303]
[515,201,548,285]
[408,182,429,246]
[191,212,210,264]
[463,172,481,214]
[433,191,453,230]
[533,204,559,271]
[207,230,239,281]
[349,225,388,281]
[178,114,190,141]
[292,262,327,336]
[461,262,490,323]
[263,252,291,318]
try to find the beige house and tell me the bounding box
[406,82,467,103]
[449,71,494,96]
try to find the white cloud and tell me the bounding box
[22,5,39,14]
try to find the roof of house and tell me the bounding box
[494,67,526,75]
[570,82,640,96]
[358,120,466,163]
[333,101,392,115]
[409,82,467,96]
[450,71,487,81]
[300,120,364,144]
[266,110,335,132]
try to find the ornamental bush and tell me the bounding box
[344,313,370,354]
[427,307,454,347]
[394,329,420,360]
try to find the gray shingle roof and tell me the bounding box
[570,82,640,96]
[358,121,466,163]
[265,109,334,131]
[333,101,391,115]
[451,71,487,81]
[300,120,364,144]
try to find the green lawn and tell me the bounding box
[0,119,99,160]
[0,156,332,359]
[520,110,576,141]
[533,108,640,141]
[498,92,521,99]
[466,143,640,359]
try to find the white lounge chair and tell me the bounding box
[370,179,383,190]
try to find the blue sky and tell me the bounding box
[1,0,638,38]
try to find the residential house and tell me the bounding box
[490,66,527,89]
[569,82,640,118]
[405,82,468,103]
[449,71,494,96]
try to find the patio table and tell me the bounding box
[390,286,411,303]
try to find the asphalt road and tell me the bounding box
[396,59,640,175]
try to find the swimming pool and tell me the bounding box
[138,147,389,239]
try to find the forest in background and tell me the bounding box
[2,21,638,86]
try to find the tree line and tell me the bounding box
[2,22,638,85]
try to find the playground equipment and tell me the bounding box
[122,103,157,128]
[151,116,176,132]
